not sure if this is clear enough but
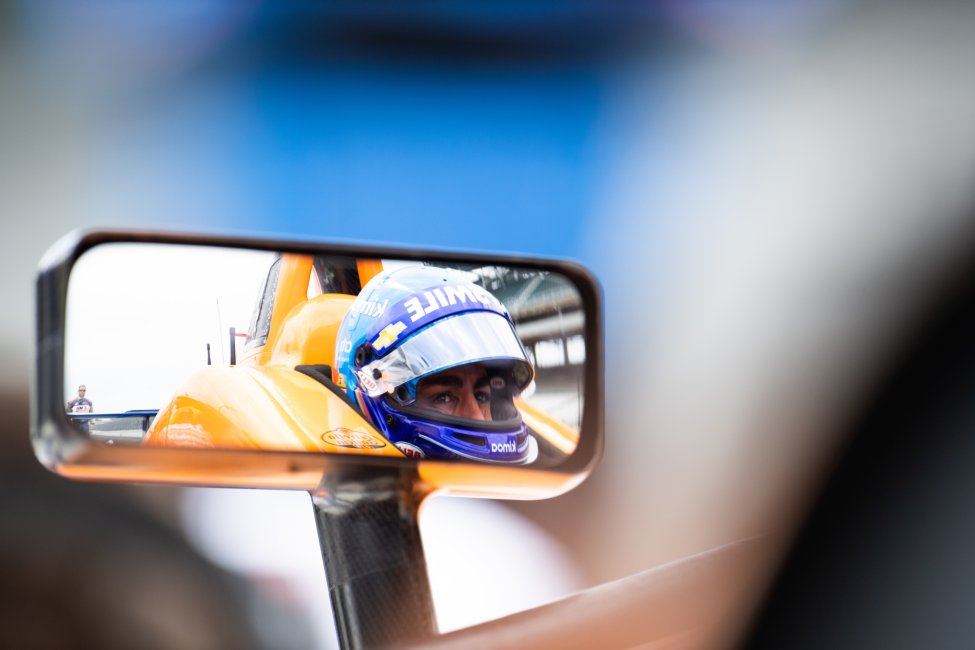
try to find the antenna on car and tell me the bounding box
[206,343,211,366]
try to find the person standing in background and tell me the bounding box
[66,385,93,414]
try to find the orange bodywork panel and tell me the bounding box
[251,254,317,367]
[516,398,580,456]
[144,365,402,456]
[356,258,384,286]
[263,293,354,369]
[416,462,588,500]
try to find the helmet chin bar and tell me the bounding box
[372,396,535,463]
[418,431,540,465]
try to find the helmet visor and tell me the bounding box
[359,311,532,398]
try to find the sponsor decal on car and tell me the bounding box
[322,428,387,449]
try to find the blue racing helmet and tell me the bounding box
[334,265,537,463]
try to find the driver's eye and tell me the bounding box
[475,390,491,403]
[431,392,456,405]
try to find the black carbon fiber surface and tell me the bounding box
[312,470,436,649]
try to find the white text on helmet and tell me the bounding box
[403,284,503,323]
[350,297,388,319]
[491,441,517,453]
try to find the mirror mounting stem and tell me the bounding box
[310,467,437,649]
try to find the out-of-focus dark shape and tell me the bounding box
[746,232,975,647]
[0,392,265,649]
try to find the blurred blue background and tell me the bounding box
[5,0,975,647]
[9,2,629,254]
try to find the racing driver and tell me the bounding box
[333,265,538,463]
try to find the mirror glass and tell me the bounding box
[64,243,586,468]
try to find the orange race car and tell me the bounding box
[143,252,581,467]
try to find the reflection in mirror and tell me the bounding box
[65,244,585,468]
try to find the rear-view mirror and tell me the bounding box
[35,231,603,498]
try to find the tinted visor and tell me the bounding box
[360,311,533,398]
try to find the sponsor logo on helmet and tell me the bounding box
[491,441,517,454]
[322,428,387,449]
[401,284,504,323]
[356,370,378,392]
[372,321,407,351]
[395,441,425,458]
[349,297,388,319]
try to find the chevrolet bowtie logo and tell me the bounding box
[373,321,407,351]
